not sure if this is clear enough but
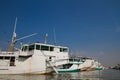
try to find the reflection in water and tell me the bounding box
[0,74,53,80]
[61,70,101,80]
[0,70,120,80]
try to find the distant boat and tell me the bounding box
[0,18,69,74]
[79,57,103,71]
[57,56,104,73]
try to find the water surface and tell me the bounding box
[0,69,120,80]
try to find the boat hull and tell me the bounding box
[0,66,53,74]
[96,68,103,70]
[58,69,80,73]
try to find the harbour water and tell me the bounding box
[0,69,120,80]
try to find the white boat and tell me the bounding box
[93,60,103,70]
[0,43,69,74]
[57,56,83,73]
[80,58,95,71]
[57,55,103,73]
[79,57,103,71]
[0,18,69,74]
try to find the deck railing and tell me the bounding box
[0,51,15,54]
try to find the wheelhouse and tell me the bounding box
[21,43,69,52]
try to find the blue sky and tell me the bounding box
[0,0,120,66]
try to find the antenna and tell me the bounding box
[53,28,57,45]
[14,17,17,34]
[44,33,48,44]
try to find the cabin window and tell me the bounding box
[5,57,10,60]
[63,48,68,52]
[0,56,3,59]
[18,56,31,61]
[36,45,40,50]
[29,45,35,51]
[24,46,28,51]
[60,48,62,52]
[41,45,49,51]
[0,56,10,60]
[63,64,73,69]
[60,48,68,52]
[36,45,54,51]
[10,57,15,66]
[22,46,28,51]
[50,47,54,51]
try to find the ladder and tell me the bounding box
[41,51,58,74]
[47,61,58,74]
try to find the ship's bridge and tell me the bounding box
[20,43,69,56]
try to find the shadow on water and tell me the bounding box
[0,70,120,80]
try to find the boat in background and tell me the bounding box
[57,56,83,73]
[57,55,104,73]
[79,57,103,71]
[58,56,95,72]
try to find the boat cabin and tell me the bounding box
[21,43,68,52]
[20,43,69,56]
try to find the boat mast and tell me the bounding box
[8,17,17,52]
[12,17,17,44]
[8,17,37,52]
